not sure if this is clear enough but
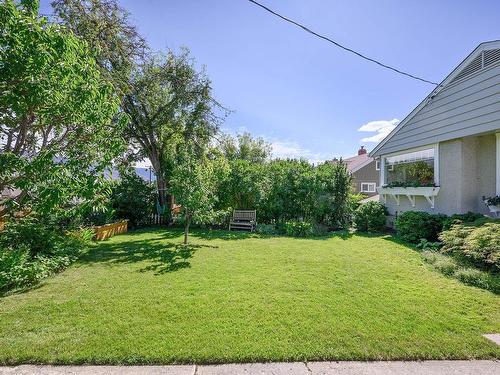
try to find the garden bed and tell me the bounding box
[93,220,128,241]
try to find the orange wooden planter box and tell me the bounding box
[93,220,128,241]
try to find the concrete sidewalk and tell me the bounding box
[1,361,499,375]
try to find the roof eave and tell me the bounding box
[369,40,500,158]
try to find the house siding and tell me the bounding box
[377,63,500,156]
[383,134,497,217]
[352,160,378,196]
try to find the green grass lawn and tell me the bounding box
[0,228,499,364]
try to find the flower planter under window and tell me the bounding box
[378,186,440,208]
[484,202,500,217]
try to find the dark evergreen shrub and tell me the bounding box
[353,201,387,233]
[395,211,446,243]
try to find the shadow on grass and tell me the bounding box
[78,237,216,275]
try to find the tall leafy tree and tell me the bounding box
[0,0,124,217]
[51,0,147,96]
[122,50,225,211]
[219,132,272,164]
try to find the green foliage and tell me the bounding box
[353,201,387,233]
[433,256,459,276]
[384,181,436,188]
[348,193,365,212]
[255,224,279,235]
[283,220,313,237]
[442,212,484,230]
[422,251,458,276]
[123,49,224,209]
[110,171,156,228]
[217,160,268,211]
[385,161,435,187]
[454,268,491,290]
[52,0,147,96]
[0,0,124,217]
[422,250,499,293]
[313,161,353,229]
[260,159,314,223]
[0,217,92,293]
[282,220,329,237]
[421,250,439,264]
[395,211,446,243]
[2,229,500,362]
[220,132,272,164]
[440,223,500,270]
[416,239,442,251]
[255,160,352,229]
[170,147,229,243]
[485,195,500,206]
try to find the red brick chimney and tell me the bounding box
[358,145,367,155]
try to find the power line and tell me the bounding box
[247,0,439,86]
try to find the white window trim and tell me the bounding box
[375,160,380,171]
[360,182,377,193]
[380,143,439,186]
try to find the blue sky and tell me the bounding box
[41,0,500,162]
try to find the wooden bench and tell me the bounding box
[229,210,256,232]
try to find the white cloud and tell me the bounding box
[271,140,330,165]
[358,119,399,143]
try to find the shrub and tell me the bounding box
[348,193,365,213]
[311,223,330,236]
[0,218,92,293]
[416,239,442,251]
[256,224,279,235]
[353,201,387,233]
[463,223,500,269]
[283,220,313,237]
[442,212,483,230]
[422,251,457,275]
[440,223,500,270]
[111,170,157,228]
[433,256,458,276]
[421,250,439,264]
[395,211,446,243]
[454,268,490,290]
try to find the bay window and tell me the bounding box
[383,146,438,187]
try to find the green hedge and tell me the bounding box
[395,211,446,244]
[353,202,387,233]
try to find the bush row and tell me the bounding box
[256,220,329,237]
[216,159,353,229]
[394,211,486,244]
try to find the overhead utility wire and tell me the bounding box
[247,0,439,86]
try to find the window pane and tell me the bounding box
[384,149,434,186]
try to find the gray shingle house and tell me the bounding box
[370,40,500,220]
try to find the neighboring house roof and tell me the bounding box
[343,153,374,173]
[370,40,500,157]
[360,194,380,204]
[330,153,374,174]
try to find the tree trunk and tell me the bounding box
[156,175,168,209]
[184,214,191,245]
